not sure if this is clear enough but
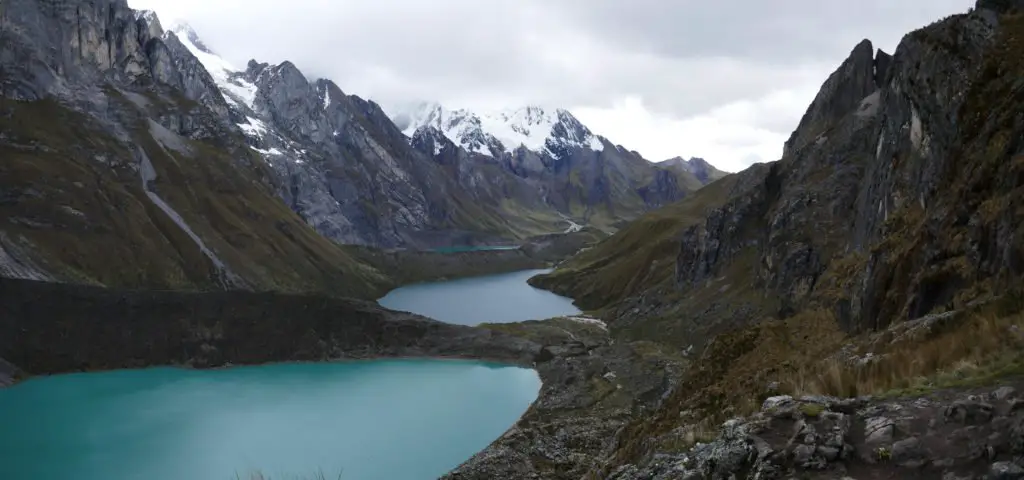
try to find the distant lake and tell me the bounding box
[378,269,582,325]
[0,360,540,480]
[431,245,520,254]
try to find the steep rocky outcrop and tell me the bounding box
[0,0,612,292]
[0,0,390,295]
[527,3,1024,478]
[596,6,1007,335]
[782,39,887,158]
[611,383,1024,479]
[166,27,707,249]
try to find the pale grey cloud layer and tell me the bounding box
[129,0,973,171]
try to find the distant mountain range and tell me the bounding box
[657,156,729,183]
[0,1,727,294]
[163,21,722,245]
[389,102,606,158]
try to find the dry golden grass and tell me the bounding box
[786,311,1024,398]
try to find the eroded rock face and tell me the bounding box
[156,32,231,120]
[611,384,1024,479]
[0,0,213,106]
[783,39,885,158]
[670,7,1017,331]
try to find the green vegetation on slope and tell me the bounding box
[0,95,387,298]
[529,173,742,311]
[529,10,1024,474]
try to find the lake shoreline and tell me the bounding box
[0,354,543,388]
[0,358,543,479]
[377,268,583,326]
[0,267,648,479]
[0,277,545,384]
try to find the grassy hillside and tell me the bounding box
[0,94,388,298]
[529,170,747,311]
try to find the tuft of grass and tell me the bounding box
[799,403,825,417]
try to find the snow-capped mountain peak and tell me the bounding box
[389,102,604,157]
[167,21,215,55]
[164,23,258,110]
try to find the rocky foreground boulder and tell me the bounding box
[610,383,1024,479]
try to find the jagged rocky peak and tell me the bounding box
[161,21,258,114]
[782,39,891,157]
[0,0,230,120]
[167,21,215,55]
[245,60,270,82]
[315,78,340,111]
[659,156,728,183]
[411,125,455,156]
[388,101,604,157]
[133,9,164,39]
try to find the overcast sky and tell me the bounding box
[128,0,972,172]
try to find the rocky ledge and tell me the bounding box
[0,357,21,387]
[610,381,1024,479]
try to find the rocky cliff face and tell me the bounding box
[160,26,710,248]
[0,0,692,299]
[0,0,392,295]
[393,101,709,233]
[670,6,1007,333]
[529,3,1024,478]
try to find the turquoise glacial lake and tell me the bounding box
[0,360,540,480]
[377,269,582,325]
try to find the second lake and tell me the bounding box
[377,269,582,325]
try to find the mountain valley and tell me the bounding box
[4,0,1024,479]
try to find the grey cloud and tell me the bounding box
[134,0,975,161]
[548,1,974,64]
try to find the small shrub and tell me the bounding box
[799,403,825,417]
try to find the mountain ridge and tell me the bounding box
[466,2,1024,478]
[163,21,710,247]
[389,101,606,158]
[5,1,1024,479]
[657,156,729,183]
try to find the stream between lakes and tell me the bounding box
[0,268,582,479]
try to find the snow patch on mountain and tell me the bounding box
[166,23,257,110]
[390,102,604,157]
[239,117,268,138]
